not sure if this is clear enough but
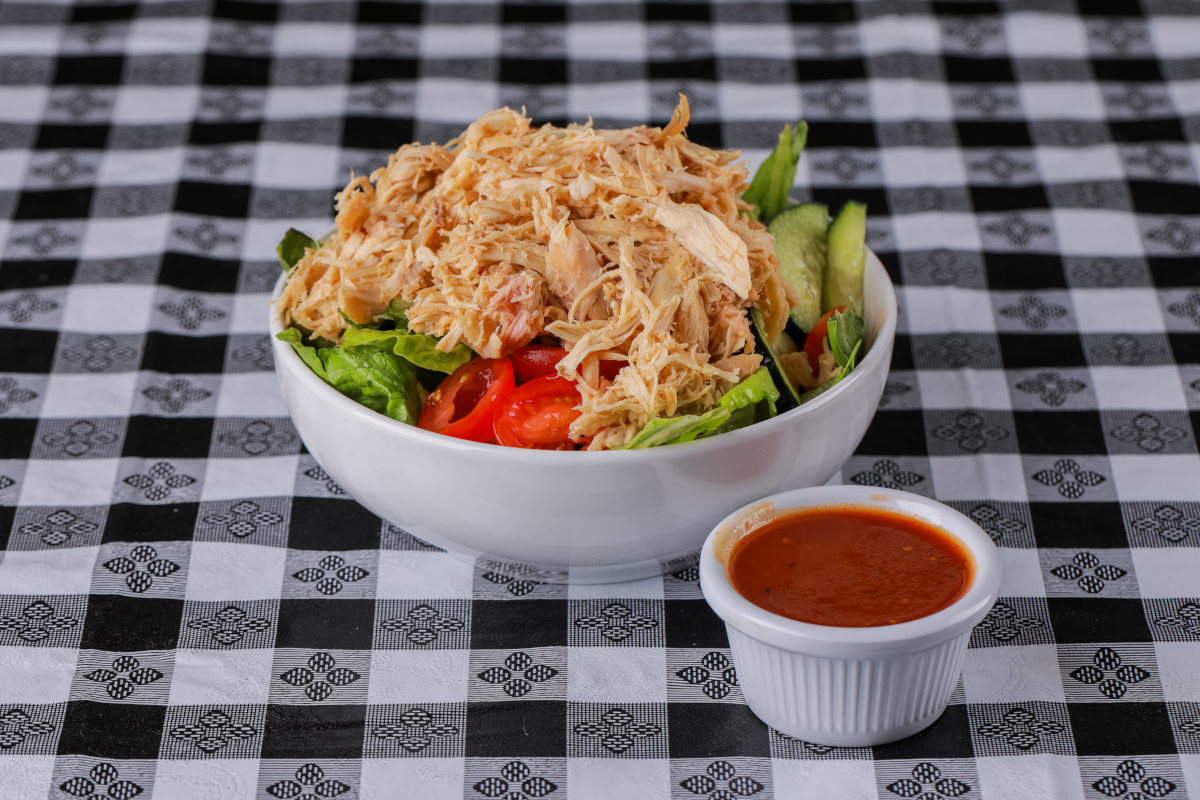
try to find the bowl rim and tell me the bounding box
[699,485,1003,656]
[269,248,898,462]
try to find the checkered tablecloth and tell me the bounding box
[2,1,1200,798]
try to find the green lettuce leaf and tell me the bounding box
[317,340,422,425]
[826,309,865,369]
[342,327,473,375]
[621,367,781,449]
[277,326,425,425]
[276,327,330,381]
[712,366,781,435]
[839,340,862,380]
[331,297,413,333]
[796,332,863,405]
[277,228,317,271]
[717,366,779,415]
[379,298,411,326]
[741,122,808,225]
[621,407,732,449]
[338,309,370,329]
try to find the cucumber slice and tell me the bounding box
[768,203,827,333]
[749,308,802,413]
[783,318,808,348]
[822,201,866,314]
[774,328,800,357]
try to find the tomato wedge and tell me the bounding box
[418,358,515,442]
[511,346,566,383]
[511,345,624,384]
[803,306,847,372]
[493,375,583,450]
[596,359,624,381]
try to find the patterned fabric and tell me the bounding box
[1,1,1199,797]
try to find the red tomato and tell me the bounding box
[511,346,624,384]
[597,359,624,381]
[418,358,515,442]
[803,306,847,372]
[511,346,565,383]
[493,375,583,450]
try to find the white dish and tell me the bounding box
[270,250,897,583]
[699,485,1002,746]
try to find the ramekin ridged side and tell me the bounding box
[726,626,971,747]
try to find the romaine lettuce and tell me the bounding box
[276,327,423,425]
[741,123,808,225]
[827,308,864,369]
[621,408,731,449]
[318,339,422,425]
[342,328,472,375]
[797,309,865,403]
[716,364,779,416]
[621,367,781,449]
[276,327,330,381]
[277,228,317,271]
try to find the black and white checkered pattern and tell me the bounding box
[2,1,1199,797]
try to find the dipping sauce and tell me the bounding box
[727,505,973,627]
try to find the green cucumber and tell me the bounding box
[749,308,801,413]
[768,203,828,333]
[774,327,800,357]
[822,201,866,313]
[783,318,808,348]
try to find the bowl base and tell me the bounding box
[467,549,699,585]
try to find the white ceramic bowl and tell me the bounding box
[700,485,1002,746]
[269,251,897,583]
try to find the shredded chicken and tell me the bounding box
[277,96,798,449]
[781,350,839,392]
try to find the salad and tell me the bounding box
[275,97,867,451]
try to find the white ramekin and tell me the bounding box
[699,485,1001,747]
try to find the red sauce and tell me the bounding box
[727,505,973,627]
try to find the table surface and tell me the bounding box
[2,1,1200,798]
